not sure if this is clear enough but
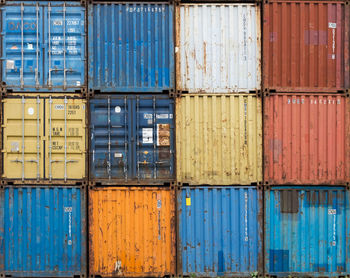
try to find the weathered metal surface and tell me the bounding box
[176,4,261,93]
[89,95,174,184]
[178,186,263,277]
[264,94,350,185]
[89,187,176,277]
[2,95,87,181]
[1,1,86,93]
[263,1,350,92]
[0,186,87,277]
[176,94,262,185]
[88,3,174,93]
[265,186,350,277]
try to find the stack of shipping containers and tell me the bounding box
[87,1,176,277]
[175,0,263,276]
[0,1,87,277]
[0,0,349,277]
[263,0,350,276]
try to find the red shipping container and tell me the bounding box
[263,1,350,92]
[264,94,350,185]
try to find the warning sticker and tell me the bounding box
[186,198,191,206]
[142,128,153,144]
[6,60,14,70]
[328,209,336,215]
[157,124,170,146]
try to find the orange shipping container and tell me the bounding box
[263,1,350,92]
[89,187,176,277]
[264,94,350,185]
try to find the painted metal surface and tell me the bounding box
[178,187,263,277]
[264,94,350,185]
[1,1,86,92]
[2,96,87,181]
[176,94,262,185]
[90,95,174,184]
[89,187,176,277]
[88,3,174,93]
[263,1,350,92]
[176,4,261,93]
[265,186,350,277]
[0,186,86,277]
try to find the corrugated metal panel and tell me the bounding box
[0,186,86,277]
[176,4,261,93]
[88,3,174,93]
[89,95,174,184]
[1,1,86,92]
[264,94,350,185]
[2,95,86,181]
[178,187,263,277]
[263,1,350,92]
[265,186,350,277]
[89,187,176,277]
[176,94,262,185]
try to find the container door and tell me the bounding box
[90,97,130,180]
[2,3,43,89]
[2,97,44,180]
[0,186,86,276]
[135,96,174,180]
[45,97,86,180]
[44,2,85,90]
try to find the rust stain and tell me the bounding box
[89,187,176,277]
[264,94,350,185]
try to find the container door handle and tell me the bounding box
[48,3,52,88]
[35,3,39,89]
[20,3,24,89]
[63,2,66,90]
[49,96,52,180]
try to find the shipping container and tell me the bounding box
[178,186,263,277]
[264,94,350,185]
[1,95,87,183]
[176,94,262,185]
[265,186,350,277]
[89,187,176,277]
[1,1,86,93]
[263,1,350,92]
[89,95,174,185]
[176,4,261,94]
[88,3,174,93]
[0,185,86,277]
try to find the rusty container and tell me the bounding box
[265,186,350,276]
[89,187,176,277]
[264,94,350,185]
[263,1,350,92]
[176,94,262,185]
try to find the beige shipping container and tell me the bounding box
[1,95,86,182]
[89,187,176,277]
[176,94,262,185]
[176,3,261,93]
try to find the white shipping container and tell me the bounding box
[176,4,261,93]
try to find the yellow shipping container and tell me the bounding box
[2,95,86,182]
[89,187,176,277]
[176,94,262,185]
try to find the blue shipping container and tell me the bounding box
[88,3,174,93]
[178,187,263,277]
[90,95,174,183]
[1,1,86,92]
[0,186,86,277]
[265,186,350,277]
